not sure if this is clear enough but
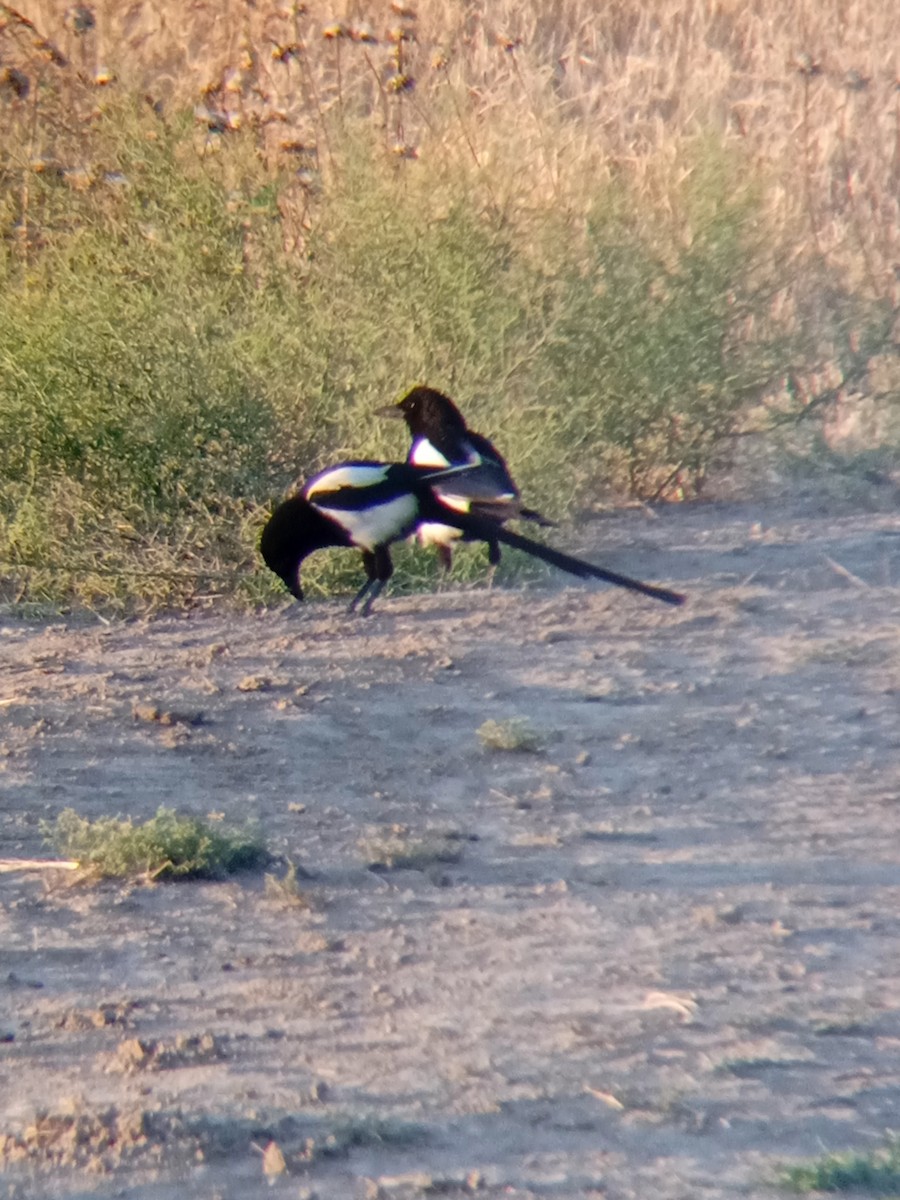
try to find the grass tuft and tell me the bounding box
[359,827,464,871]
[42,806,267,880]
[778,1137,900,1194]
[477,717,545,753]
[263,861,312,907]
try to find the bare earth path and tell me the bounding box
[2,498,900,1199]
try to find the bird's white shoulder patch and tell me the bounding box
[410,439,451,469]
[305,463,389,499]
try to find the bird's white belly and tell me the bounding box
[317,494,420,550]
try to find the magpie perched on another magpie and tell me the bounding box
[377,385,552,571]
[260,459,685,616]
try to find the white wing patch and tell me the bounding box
[435,489,516,514]
[305,463,390,498]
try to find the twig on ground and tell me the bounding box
[0,858,79,873]
[822,554,870,588]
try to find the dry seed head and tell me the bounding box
[351,23,377,44]
[431,49,449,71]
[223,68,245,94]
[387,72,415,93]
[63,166,95,191]
[322,22,348,40]
[390,2,417,18]
[93,66,115,86]
[64,5,95,35]
[793,51,822,77]
[391,141,418,158]
[843,69,869,92]
[34,37,67,66]
[1,66,29,99]
[387,25,414,44]
[30,156,63,176]
[195,106,235,133]
[272,43,301,62]
[499,35,523,53]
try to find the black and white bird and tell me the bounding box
[260,459,685,615]
[377,386,552,572]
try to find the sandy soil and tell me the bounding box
[2,497,900,1200]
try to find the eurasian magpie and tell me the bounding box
[377,386,552,571]
[260,459,685,615]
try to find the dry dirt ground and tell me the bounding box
[2,497,900,1200]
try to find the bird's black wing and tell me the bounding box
[464,433,555,527]
[463,431,519,486]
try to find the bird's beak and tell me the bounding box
[374,403,404,419]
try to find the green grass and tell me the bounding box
[778,1137,900,1194]
[477,717,546,753]
[42,806,267,880]
[359,828,465,871]
[263,861,312,907]
[307,1116,429,1160]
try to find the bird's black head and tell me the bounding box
[377,386,468,440]
[260,495,346,601]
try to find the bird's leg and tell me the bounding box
[357,546,394,617]
[433,543,454,592]
[348,550,378,614]
[358,579,385,617]
[347,579,375,613]
[485,539,502,589]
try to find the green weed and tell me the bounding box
[359,827,464,872]
[477,717,545,753]
[42,806,267,880]
[263,861,312,907]
[778,1136,900,1194]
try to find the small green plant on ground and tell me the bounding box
[263,861,311,907]
[778,1135,900,1194]
[477,717,545,753]
[42,806,267,880]
[358,827,464,871]
[307,1116,429,1160]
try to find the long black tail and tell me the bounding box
[434,508,685,607]
[496,525,684,605]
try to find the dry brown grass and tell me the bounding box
[8,2,898,422]
[7,0,897,289]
